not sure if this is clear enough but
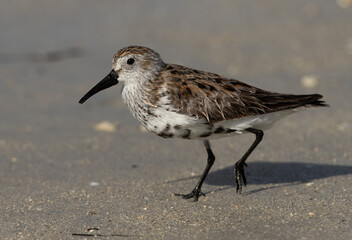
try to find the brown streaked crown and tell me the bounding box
[113,46,162,62]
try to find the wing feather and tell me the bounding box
[150,64,327,123]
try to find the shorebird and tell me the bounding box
[79,46,327,201]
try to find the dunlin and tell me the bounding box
[79,46,327,201]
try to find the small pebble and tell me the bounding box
[338,122,350,131]
[90,182,100,187]
[94,121,116,133]
[301,75,318,89]
[336,0,352,8]
[305,182,314,187]
[0,140,7,147]
[87,227,99,232]
[139,125,147,132]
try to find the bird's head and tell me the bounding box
[79,46,165,104]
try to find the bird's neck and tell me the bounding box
[121,80,153,126]
[121,66,165,125]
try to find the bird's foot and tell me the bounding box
[235,162,247,194]
[174,188,205,202]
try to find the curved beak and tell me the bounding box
[79,70,119,104]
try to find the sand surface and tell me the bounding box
[0,1,351,239]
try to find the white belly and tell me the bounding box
[145,108,295,139]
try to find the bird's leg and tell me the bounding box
[175,140,215,202]
[235,128,263,194]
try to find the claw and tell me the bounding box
[175,189,205,202]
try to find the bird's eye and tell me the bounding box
[127,58,135,65]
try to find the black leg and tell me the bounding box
[175,140,215,201]
[235,128,263,194]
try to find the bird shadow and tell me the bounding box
[168,162,352,194]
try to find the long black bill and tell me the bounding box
[79,70,119,104]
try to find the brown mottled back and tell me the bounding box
[149,64,326,123]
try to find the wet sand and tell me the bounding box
[0,1,351,239]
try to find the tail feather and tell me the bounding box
[257,93,328,112]
[302,94,328,107]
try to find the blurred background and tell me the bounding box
[0,0,351,239]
